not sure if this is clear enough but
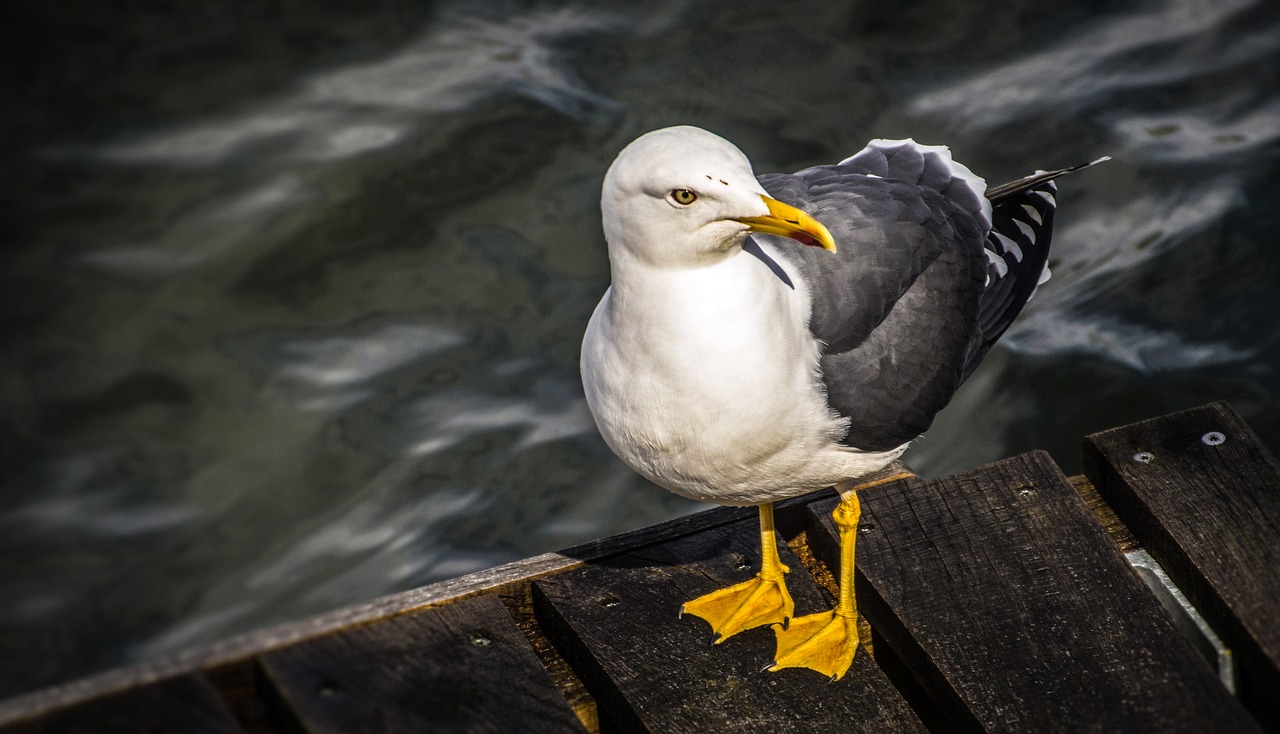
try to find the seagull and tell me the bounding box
[581,125,1105,681]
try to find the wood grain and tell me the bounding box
[1083,401,1280,729]
[0,492,842,728]
[533,515,924,733]
[259,594,586,733]
[807,451,1257,733]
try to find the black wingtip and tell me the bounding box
[985,155,1111,203]
[1058,155,1112,173]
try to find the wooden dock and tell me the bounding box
[1,401,1277,732]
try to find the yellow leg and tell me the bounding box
[681,503,795,643]
[768,492,862,680]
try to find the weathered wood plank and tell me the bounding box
[807,451,1258,733]
[0,499,779,728]
[0,674,242,734]
[1083,401,1280,729]
[259,594,586,734]
[533,516,925,733]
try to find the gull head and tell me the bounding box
[601,126,835,267]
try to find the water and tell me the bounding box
[3,0,1278,698]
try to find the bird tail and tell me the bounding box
[963,156,1110,379]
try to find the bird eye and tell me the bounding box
[670,189,698,206]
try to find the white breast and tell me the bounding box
[581,244,901,505]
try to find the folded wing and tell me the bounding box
[758,140,1090,451]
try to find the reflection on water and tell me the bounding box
[3,0,1279,698]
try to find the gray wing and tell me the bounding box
[756,146,992,451]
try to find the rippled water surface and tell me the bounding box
[3,0,1278,697]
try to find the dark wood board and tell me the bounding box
[0,490,842,731]
[1083,401,1280,729]
[533,515,925,733]
[0,490,837,729]
[806,451,1257,733]
[259,593,586,734]
[0,673,242,734]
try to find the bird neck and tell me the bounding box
[604,244,772,328]
[606,231,741,277]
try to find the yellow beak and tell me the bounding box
[734,196,837,252]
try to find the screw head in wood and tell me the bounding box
[1201,431,1226,446]
[1133,451,1154,463]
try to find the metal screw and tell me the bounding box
[599,595,620,608]
[470,633,491,647]
[1202,431,1226,446]
[1133,451,1154,464]
[860,523,876,533]
[734,555,751,570]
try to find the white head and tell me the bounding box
[601,126,835,268]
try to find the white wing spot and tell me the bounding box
[1029,190,1056,207]
[985,248,1009,279]
[1020,204,1043,225]
[993,232,1024,262]
[1014,219,1036,241]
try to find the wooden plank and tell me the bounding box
[259,594,586,734]
[532,516,925,733]
[0,674,242,734]
[1083,401,1280,729]
[0,498,794,728]
[806,451,1258,733]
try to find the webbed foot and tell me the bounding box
[681,570,795,643]
[767,608,859,681]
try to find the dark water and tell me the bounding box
[3,0,1278,698]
